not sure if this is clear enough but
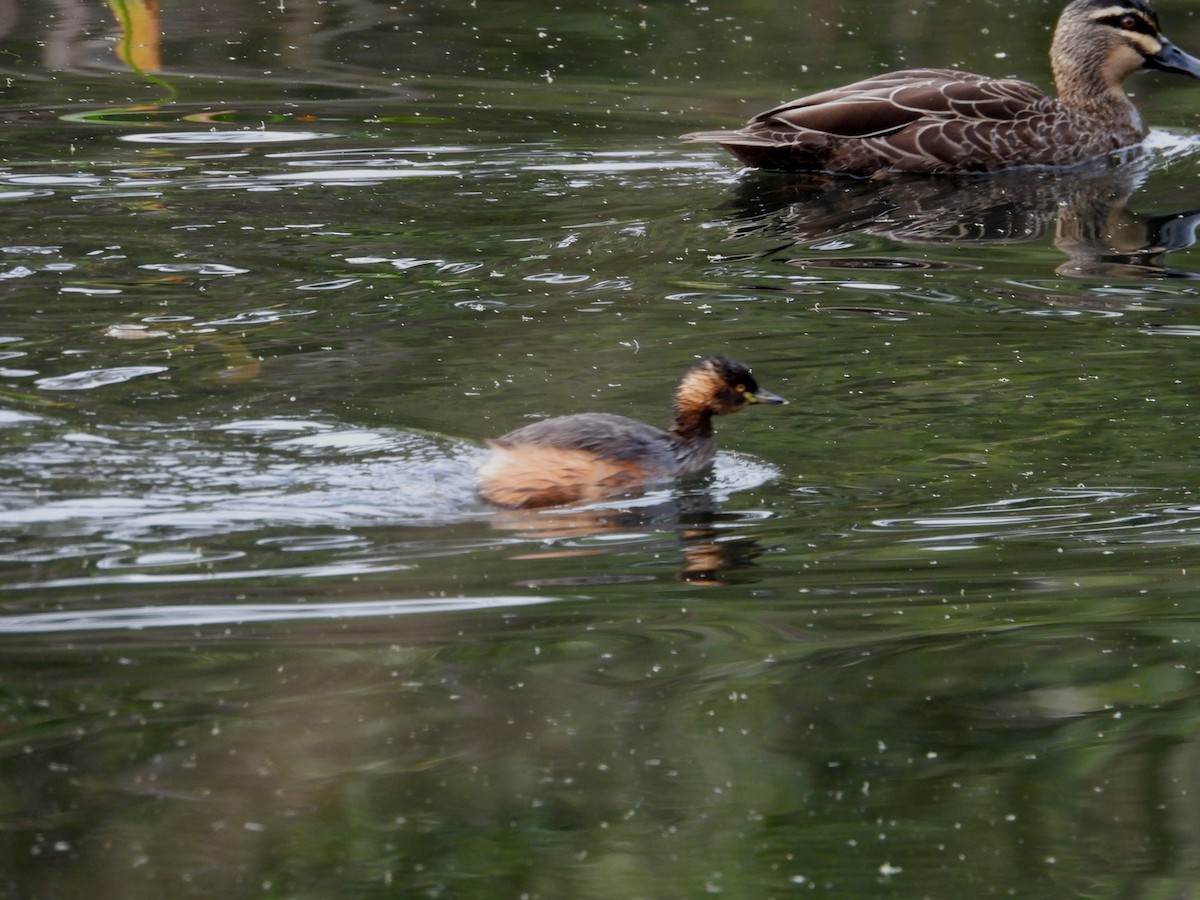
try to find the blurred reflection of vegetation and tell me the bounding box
[105,0,159,73]
[5,603,1200,897]
[0,0,1188,106]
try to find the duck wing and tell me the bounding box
[751,69,1051,139]
[683,69,1078,173]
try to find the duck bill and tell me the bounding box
[747,389,787,406]
[1146,39,1200,79]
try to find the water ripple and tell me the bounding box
[785,256,978,272]
[119,130,339,145]
[869,487,1200,547]
[0,423,488,541]
[35,366,169,391]
[0,596,559,634]
[0,416,782,569]
[5,560,407,590]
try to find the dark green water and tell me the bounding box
[5,0,1200,896]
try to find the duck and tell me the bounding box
[476,357,786,509]
[681,0,1200,176]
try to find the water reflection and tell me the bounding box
[5,596,1200,898]
[493,490,776,586]
[721,155,1200,279]
[764,623,1200,892]
[4,0,423,98]
[6,0,1200,895]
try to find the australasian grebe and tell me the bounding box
[682,0,1200,176]
[476,356,786,509]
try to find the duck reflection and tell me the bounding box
[723,159,1200,279]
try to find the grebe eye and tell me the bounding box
[735,384,746,394]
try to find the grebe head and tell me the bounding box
[675,356,787,418]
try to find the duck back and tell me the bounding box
[686,69,1143,175]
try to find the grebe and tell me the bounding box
[477,356,786,509]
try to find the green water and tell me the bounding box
[4,0,1200,896]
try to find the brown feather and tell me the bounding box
[682,0,1200,175]
[476,445,645,509]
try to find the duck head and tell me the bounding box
[1054,0,1200,88]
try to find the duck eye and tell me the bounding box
[1118,14,1139,30]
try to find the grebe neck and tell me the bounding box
[668,406,715,443]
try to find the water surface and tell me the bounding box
[4,0,1200,896]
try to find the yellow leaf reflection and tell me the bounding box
[106,0,161,74]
